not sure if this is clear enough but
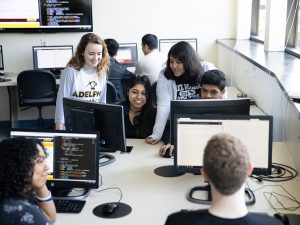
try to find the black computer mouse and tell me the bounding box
[163,148,171,158]
[274,213,289,225]
[102,202,118,215]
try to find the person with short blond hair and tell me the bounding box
[164,133,283,225]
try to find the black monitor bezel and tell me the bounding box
[0,0,93,33]
[63,97,127,152]
[170,98,251,144]
[0,45,4,70]
[32,45,73,71]
[9,129,100,189]
[173,114,273,175]
[116,43,138,67]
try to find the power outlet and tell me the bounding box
[40,39,48,46]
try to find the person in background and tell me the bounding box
[0,137,56,225]
[146,41,216,145]
[55,32,110,130]
[199,69,226,99]
[164,133,283,225]
[104,38,134,102]
[135,34,166,84]
[122,74,156,138]
[159,69,227,156]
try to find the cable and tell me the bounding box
[93,186,123,204]
[250,163,298,182]
[94,173,123,204]
[247,184,300,213]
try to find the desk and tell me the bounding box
[56,139,300,225]
[0,73,18,128]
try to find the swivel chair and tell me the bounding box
[106,80,118,104]
[17,69,57,129]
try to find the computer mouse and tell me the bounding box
[274,213,289,225]
[163,148,171,158]
[102,202,118,215]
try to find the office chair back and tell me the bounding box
[106,80,118,104]
[17,69,57,128]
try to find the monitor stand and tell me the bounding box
[187,184,256,205]
[154,165,185,177]
[99,152,116,167]
[49,187,91,200]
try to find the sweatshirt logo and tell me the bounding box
[72,81,101,98]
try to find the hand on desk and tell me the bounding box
[159,143,174,158]
[145,136,160,145]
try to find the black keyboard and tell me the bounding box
[54,199,86,213]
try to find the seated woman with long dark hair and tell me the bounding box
[122,75,156,139]
[0,137,56,225]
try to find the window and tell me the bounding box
[251,0,266,43]
[285,0,300,56]
[296,2,300,48]
[251,0,300,57]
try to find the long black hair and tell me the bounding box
[164,41,204,84]
[125,75,156,138]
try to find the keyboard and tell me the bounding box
[54,199,86,213]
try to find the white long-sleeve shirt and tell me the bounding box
[55,66,107,126]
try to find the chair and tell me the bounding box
[17,69,57,129]
[106,80,118,104]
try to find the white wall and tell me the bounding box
[0,0,236,123]
[0,0,236,74]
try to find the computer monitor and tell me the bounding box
[115,43,138,67]
[170,98,251,143]
[159,38,198,59]
[63,97,127,153]
[174,114,273,176]
[0,45,4,71]
[0,0,93,33]
[10,129,99,198]
[32,45,73,76]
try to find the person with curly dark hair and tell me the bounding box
[122,74,156,138]
[0,137,56,225]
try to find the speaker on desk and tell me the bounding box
[17,69,57,129]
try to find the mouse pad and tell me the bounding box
[93,202,132,219]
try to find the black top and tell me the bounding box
[174,75,200,100]
[0,198,52,225]
[165,209,283,225]
[122,104,155,139]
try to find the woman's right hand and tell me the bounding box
[145,136,160,145]
[159,143,174,157]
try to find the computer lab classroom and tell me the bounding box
[0,0,300,224]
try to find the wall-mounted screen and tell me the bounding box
[159,38,197,58]
[0,0,93,33]
[115,43,138,68]
[33,45,73,75]
[0,45,3,71]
